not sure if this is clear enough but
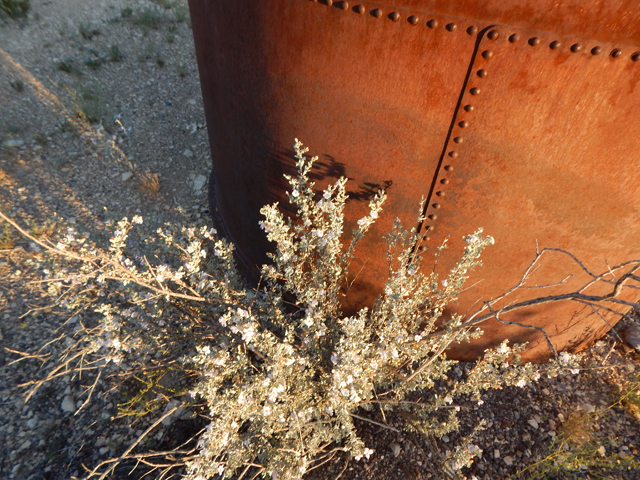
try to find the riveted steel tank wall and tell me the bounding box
[188,0,640,361]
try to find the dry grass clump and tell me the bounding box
[136,171,160,195]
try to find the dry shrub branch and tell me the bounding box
[2,140,639,479]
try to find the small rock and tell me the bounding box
[192,174,207,192]
[548,419,556,430]
[390,443,401,457]
[0,330,3,341]
[494,449,500,459]
[527,418,539,429]
[121,172,133,182]
[61,396,76,413]
[3,139,24,148]
[622,325,640,352]
[99,447,109,455]
[183,149,193,158]
[580,403,595,413]
[161,399,183,426]
[26,418,37,429]
[20,439,32,450]
[503,456,513,466]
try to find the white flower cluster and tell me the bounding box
[25,139,575,480]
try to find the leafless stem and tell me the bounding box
[350,413,400,433]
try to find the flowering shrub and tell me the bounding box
[8,140,571,479]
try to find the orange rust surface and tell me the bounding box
[189,0,640,360]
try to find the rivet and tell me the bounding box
[528,37,540,46]
[446,23,457,32]
[549,40,561,49]
[487,30,499,40]
[570,43,582,53]
[448,151,459,158]
[324,0,333,5]
[509,33,520,43]
[336,1,348,10]
[408,15,419,25]
[463,104,474,112]
[389,12,400,22]
[470,87,480,95]
[436,191,446,197]
[426,225,435,231]
[453,136,463,143]
[418,245,426,251]
[371,8,382,18]
[428,214,437,220]
[611,48,622,58]
[477,69,487,78]
[590,46,601,55]
[444,165,454,171]
[432,203,441,209]
[440,179,449,185]
[353,4,365,14]
[632,52,640,61]
[466,25,477,35]
[458,120,468,128]
[482,50,493,59]
[426,19,438,29]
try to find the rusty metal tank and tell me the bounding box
[188,0,640,361]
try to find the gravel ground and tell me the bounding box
[1,2,639,479]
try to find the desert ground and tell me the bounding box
[1,1,639,479]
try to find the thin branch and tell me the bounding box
[86,405,181,480]
[350,413,400,433]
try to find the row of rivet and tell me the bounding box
[309,1,479,33]
[310,1,640,61]
[500,32,640,61]
[418,31,496,247]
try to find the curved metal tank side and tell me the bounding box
[189,0,640,361]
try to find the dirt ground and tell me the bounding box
[0,1,639,479]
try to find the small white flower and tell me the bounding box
[355,448,374,461]
[570,368,580,375]
[132,215,143,224]
[201,345,211,355]
[442,280,448,287]
[517,379,527,388]
[291,189,300,197]
[444,396,453,404]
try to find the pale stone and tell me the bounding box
[61,395,76,413]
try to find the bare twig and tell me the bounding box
[85,404,181,479]
[350,413,400,433]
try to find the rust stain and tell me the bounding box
[189,0,640,361]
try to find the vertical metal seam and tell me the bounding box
[415,25,497,251]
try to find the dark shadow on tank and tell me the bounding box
[264,146,393,217]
